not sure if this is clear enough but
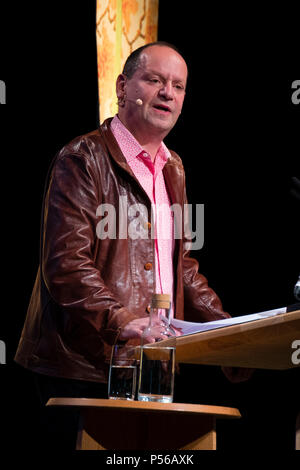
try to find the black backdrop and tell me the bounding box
[1,0,299,457]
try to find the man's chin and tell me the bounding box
[146,116,176,135]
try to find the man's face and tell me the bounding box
[119,46,188,140]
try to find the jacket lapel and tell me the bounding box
[99,118,138,181]
[163,153,185,207]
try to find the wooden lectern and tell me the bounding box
[47,310,300,450]
[169,309,300,370]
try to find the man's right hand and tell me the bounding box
[119,317,181,343]
[119,317,153,342]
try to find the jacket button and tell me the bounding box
[146,305,151,313]
[144,262,152,271]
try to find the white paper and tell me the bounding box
[170,306,287,337]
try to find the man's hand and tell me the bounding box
[119,317,153,341]
[221,366,254,383]
[119,317,182,343]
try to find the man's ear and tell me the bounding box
[116,73,127,106]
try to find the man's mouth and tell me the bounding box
[152,103,171,113]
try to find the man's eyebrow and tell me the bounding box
[139,66,186,83]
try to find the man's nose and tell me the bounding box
[158,81,174,100]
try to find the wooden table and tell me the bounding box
[47,398,241,450]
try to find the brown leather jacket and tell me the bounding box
[15,118,230,383]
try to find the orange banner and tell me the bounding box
[96,0,159,123]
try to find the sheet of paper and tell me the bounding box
[170,306,287,337]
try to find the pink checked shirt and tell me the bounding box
[110,115,174,315]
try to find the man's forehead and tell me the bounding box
[138,47,188,79]
[139,46,185,66]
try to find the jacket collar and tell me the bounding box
[99,118,185,207]
[100,118,137,181]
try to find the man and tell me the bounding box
[15,42,249,448]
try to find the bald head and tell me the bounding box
[122,41,187,79]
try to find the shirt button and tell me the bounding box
[144,262,152,271]
[142,152,148,157]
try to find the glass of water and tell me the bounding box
[138,345,175,403]
[108,344,137,400]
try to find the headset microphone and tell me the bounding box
[117,97,143,107]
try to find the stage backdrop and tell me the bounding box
[96,0,159,123]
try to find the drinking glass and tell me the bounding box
[108,344,137,400]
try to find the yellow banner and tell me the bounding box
[96,0,159,123]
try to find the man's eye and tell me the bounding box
[149,78,160,84]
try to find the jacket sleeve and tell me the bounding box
[182,255,231,322]
[41,137,138,360]
[181,180,231,322]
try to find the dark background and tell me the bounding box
[0,0,299,457]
